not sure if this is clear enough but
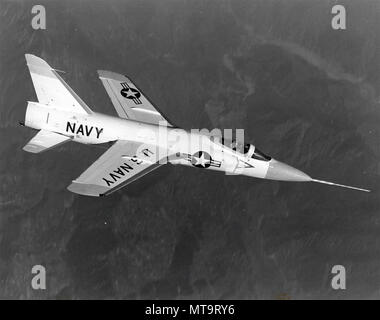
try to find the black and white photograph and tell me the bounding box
[0,0,379,303]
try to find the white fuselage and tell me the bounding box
[25,101,271,179]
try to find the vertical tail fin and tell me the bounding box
[25,54,92,115]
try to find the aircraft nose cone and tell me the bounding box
[265,160,311,182]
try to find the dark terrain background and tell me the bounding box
[0,0,379,299]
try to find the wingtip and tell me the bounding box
[97,69,107,77]
[67,181,108,197]
[97,69,130,82]
[98,70,115,78]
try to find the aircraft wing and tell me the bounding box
[67,140,167,197]
[98,70,173,126]
[23,129,71,153]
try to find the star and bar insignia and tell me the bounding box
[120,82,142,105]
[188,151,221,168]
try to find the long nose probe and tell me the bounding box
[311,179,370,193]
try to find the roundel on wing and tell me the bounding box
[120,87,141,100]
[191,151,212,168]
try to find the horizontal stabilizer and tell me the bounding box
[23,130,71,153]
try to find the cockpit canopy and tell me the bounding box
[244,144,272,161]
[212,136,271,162]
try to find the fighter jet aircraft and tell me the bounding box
[20,54,370,196]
